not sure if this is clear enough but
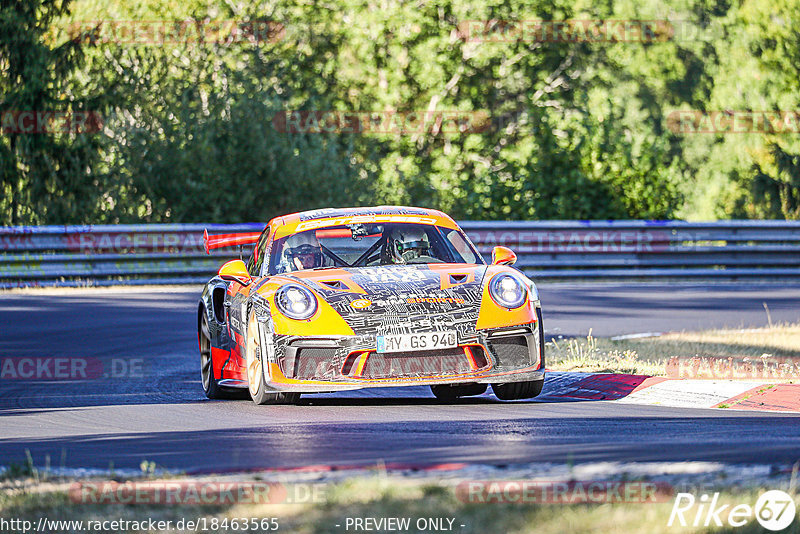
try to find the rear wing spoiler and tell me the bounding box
[203,229,262,254]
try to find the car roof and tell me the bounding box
[269,206,460,239]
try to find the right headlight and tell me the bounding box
[275,284,318,320]
[488,273,528,309]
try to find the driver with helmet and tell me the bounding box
[281,232,324,271]
[384,226,436,264]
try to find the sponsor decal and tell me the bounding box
[385,317,459,330]
[350,299,372,309]
[359,266,428,283]
[299,207,430,221]
[296,216,438,232]
[406,297,466,305]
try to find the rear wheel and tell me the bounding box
[245,311,300,405]
[491,379,544,400]
[430,383,487,400]
[199,311,245,399]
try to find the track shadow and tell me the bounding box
[2,413,798,473]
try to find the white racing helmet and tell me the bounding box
[387,226,432,264]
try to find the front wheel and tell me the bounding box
[245,311,300,405]
[491,379,544,400]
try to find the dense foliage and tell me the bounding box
[1,0,798,224]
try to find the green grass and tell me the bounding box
[547,323,800,379]
[2,476,799,534]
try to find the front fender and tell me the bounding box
[475,265,537,330]
[199,277,235,377]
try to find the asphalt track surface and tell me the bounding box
[1,283,800,473]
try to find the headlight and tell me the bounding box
[488,273,527,309]
[275,284,318,320]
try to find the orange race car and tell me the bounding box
[198,206,545,404]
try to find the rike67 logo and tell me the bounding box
[668,490,797,531]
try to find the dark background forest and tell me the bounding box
[2,0,799,225]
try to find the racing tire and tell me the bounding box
[245,311,300,405]
[430,383,487,400]
[491,379,544,400]
[200,311,248,400]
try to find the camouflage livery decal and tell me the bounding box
[287,265,486,337]
[261,264,488,380]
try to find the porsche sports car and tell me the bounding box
[198,206,545,404]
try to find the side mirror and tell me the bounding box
[491,246,517,266]
[218,259,252,285]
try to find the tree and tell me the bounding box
[0,0,106,224]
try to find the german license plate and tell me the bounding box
[376,331,457,353]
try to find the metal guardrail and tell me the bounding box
[2,220,800,288]
[0,223,263,289]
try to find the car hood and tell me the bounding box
[280,264,488,335]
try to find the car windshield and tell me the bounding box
[268,223,483,274]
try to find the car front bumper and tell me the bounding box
[258,320,545,393]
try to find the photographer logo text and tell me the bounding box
[668,490,796,531]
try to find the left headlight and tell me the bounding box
[488,273,528,309]
[275,284,318,320]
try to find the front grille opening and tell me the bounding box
[341,352,362,375]
[293,347,337,379]
[360,347,473,379]
[490,335,532,368]
[466,345,489,369]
